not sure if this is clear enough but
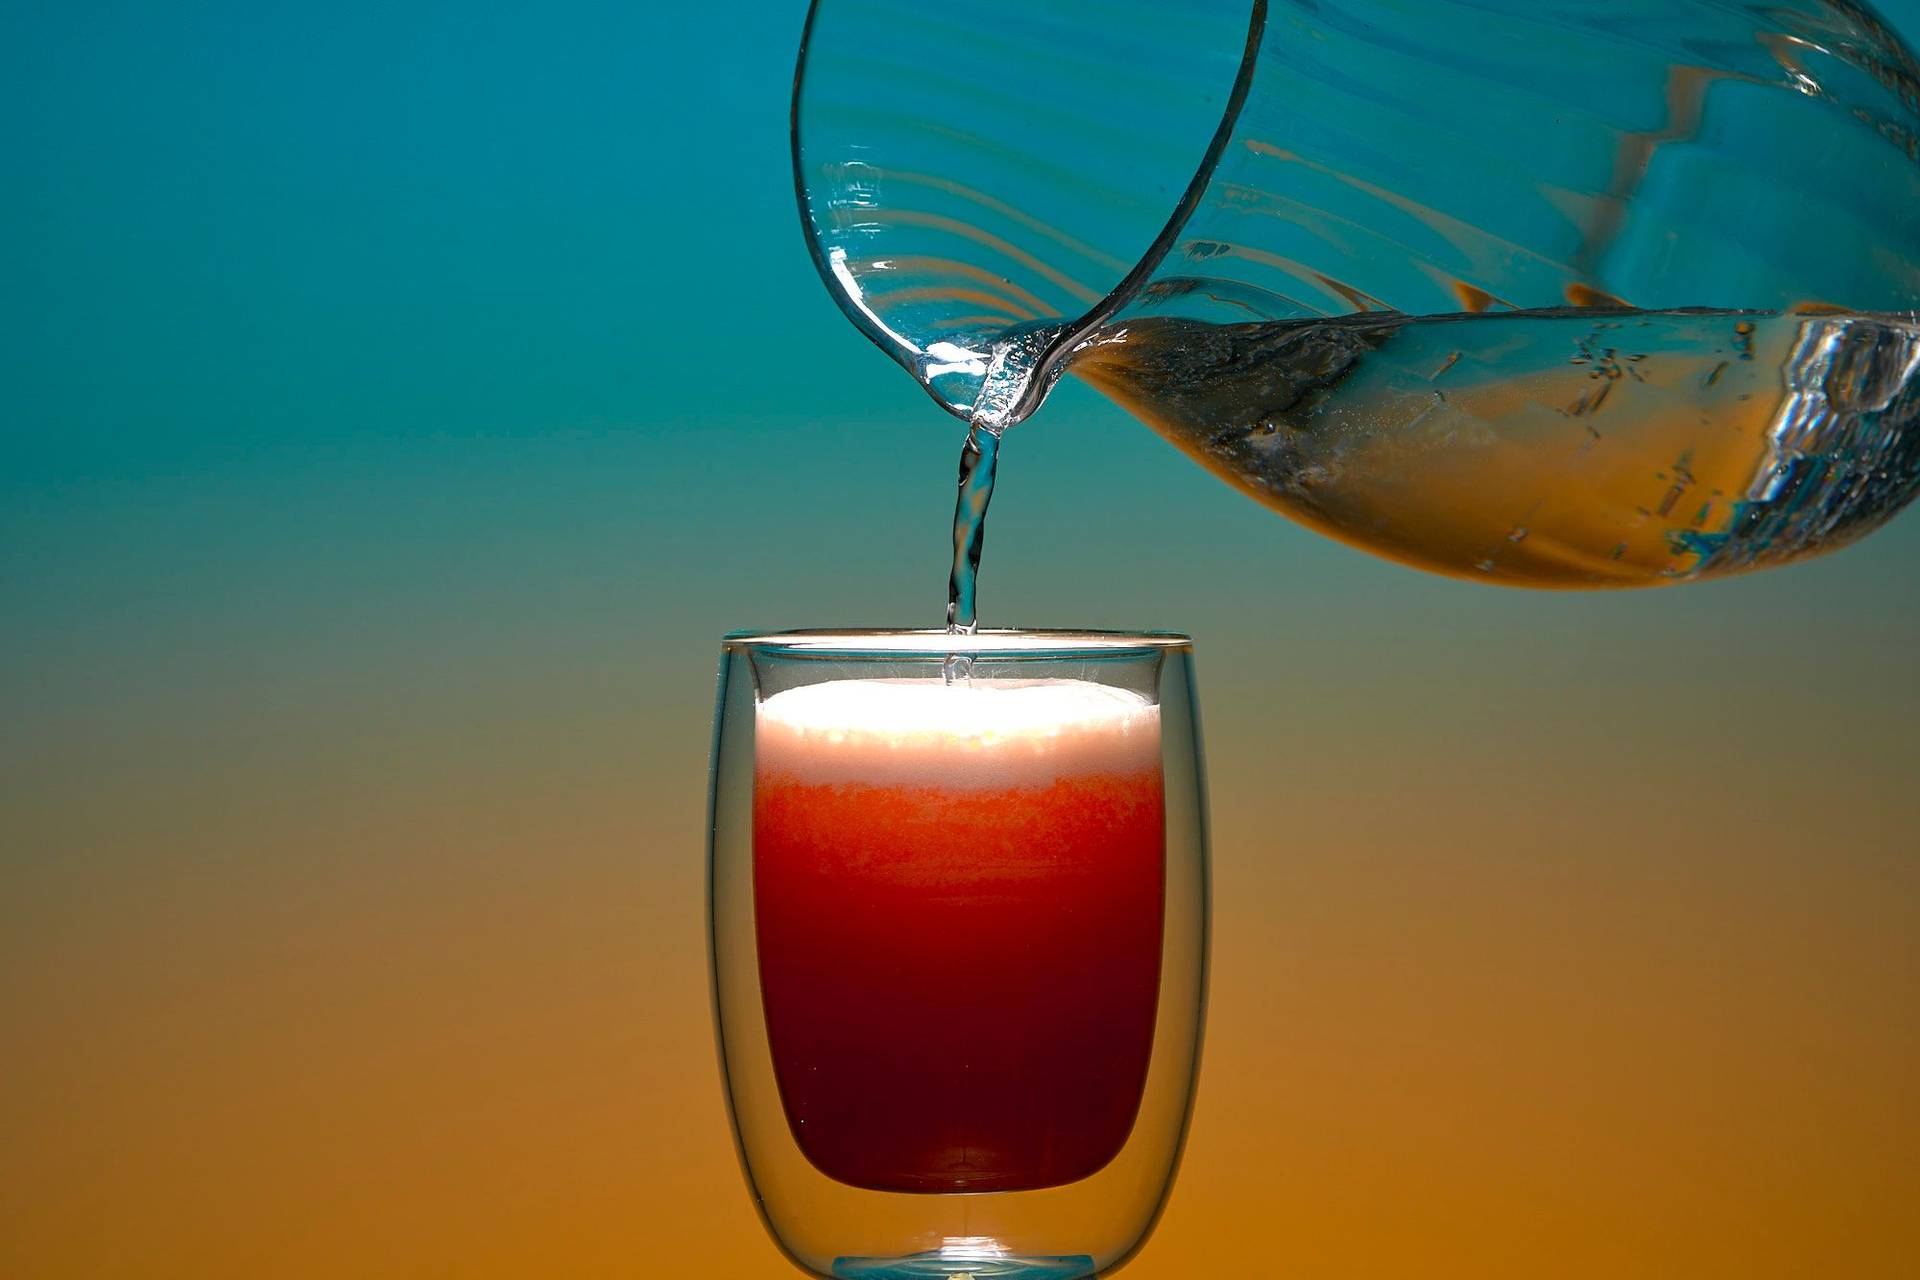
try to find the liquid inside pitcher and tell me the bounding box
[795,0,1920,587]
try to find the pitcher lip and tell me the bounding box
[722,627,1194,654]
[789,0,1270,426]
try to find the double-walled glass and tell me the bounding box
[709,630,1208,1279]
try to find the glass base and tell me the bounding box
[834,1252,1095,1280]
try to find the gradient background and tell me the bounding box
[5,3,1918,1275]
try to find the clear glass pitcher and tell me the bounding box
[793,0,1920,587]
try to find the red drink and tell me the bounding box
[753,679,1164,1194]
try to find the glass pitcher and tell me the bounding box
[793,0,1920,587]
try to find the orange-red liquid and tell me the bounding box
[754,765,1165,1193]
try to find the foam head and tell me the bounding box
[755,678,1160,788]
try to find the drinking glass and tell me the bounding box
[709,630,1208,1279]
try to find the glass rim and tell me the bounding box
[722,627,1194,657]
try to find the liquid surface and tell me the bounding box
[753,679,1164,1194]
[1069,307,1920,587]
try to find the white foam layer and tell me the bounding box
[756,678,1160,788]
